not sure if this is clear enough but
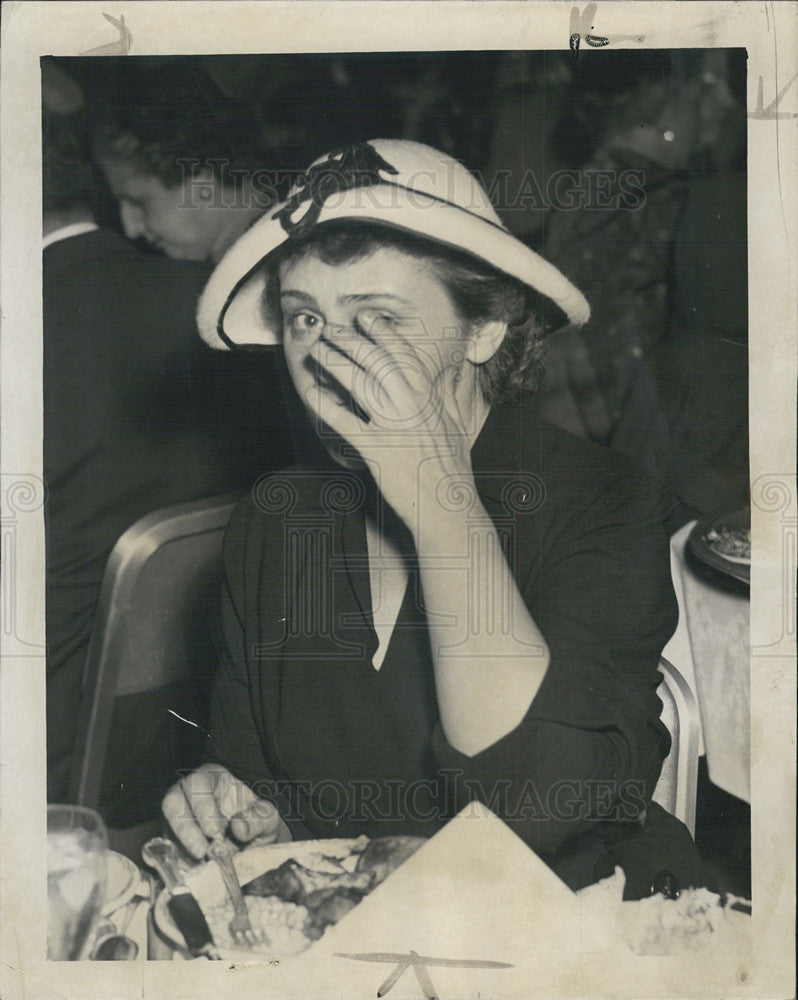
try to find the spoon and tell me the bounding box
[91,934,139,961]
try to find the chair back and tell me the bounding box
[69,495,237,820]
[652,656,700,836]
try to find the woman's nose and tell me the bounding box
[325,321,365,347]
[119,202,146,239]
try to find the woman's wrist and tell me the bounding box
[405,460,479,544]
[413,498,495,564]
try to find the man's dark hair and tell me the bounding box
[263,221,544,406]
[42,110,93,213]
[93,66,264,190]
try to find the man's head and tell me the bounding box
[94,71,268,262]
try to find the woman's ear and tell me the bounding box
[465,320,507,365]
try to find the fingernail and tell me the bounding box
[251,800,276,820]
[358,309,378,332]
[232,801,275,838]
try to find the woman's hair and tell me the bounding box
[262,221,543,406]
[93,68,264,191]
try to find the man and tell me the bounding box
[93,66,271,263]
[43,97,292,814]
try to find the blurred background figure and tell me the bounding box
[663,166,747,517]
[530,49,748,521]
[92,63,269,263]
[42,60,292,813]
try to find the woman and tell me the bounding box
[163,140,704,898]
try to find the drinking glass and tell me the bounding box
[47,805,108,960]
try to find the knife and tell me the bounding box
[142,838,219,958]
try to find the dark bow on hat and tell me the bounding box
[274,142,399,239]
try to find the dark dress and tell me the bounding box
[44,228,293,807]
[207,392,705,898]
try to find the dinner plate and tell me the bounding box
[687,508,750,586]
[152,888,260,961]
[152,838,368,961]
[101,851,142,917]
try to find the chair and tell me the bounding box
[69,494,238,822]
[652,656,701,836]
[661,520,706,757]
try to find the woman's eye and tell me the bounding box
[286,312,323,338]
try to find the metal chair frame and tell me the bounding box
[69,494,237,810]
[652,656,701,836]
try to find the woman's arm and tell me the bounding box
[412,471,550,756]
[306,310,674,851]
[307,310,551,756]
[432,456,678,857]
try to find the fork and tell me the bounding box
[207,837,264,947]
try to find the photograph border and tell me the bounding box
[2,3,795,998]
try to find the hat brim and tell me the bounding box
[197,183,590,350]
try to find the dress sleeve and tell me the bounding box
[432,466,677,857]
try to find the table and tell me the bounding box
[662,521,750,803]
[102,805,751,998]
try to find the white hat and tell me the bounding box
[197,139,590,349]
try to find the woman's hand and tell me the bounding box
[305,311,550,756]
[307,308,480,532]
[162,763,291,860]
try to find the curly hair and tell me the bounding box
[262,221,543,406]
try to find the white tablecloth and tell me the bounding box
[662,521,750,803]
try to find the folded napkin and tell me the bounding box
[281,804,750,999]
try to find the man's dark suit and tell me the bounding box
[44,227,292,811]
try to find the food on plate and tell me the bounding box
[182,834,425,956]
[576,867,750,955]
[355,834,428,884]
[244,858,375,934]
[301,886,367,931]
[705,525,751,563]
[206,892,312,957]
[245,857,373,900]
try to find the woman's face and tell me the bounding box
[100,155,224,262]
[278,247,487,468]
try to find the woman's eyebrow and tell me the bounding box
[279,290,415,307]
[339,293,414,306]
